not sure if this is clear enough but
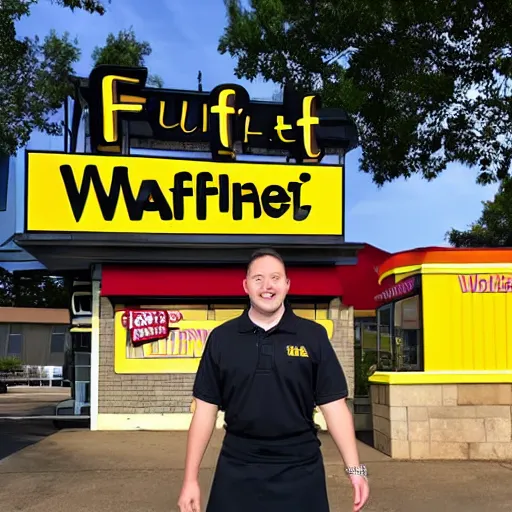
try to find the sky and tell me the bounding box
[12,0,500,255]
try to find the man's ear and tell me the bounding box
[243,278,249,294]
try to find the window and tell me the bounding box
[377,305,393,370]
[354,317,378,396]
[376,294,423,372]
[393,296,422,371]
[50,325,67,353]
[7,324,23,357]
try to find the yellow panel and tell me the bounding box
[354,310,376,318]
[211,304,247,309]
[114,309,334,373]
[26,152,343,236]
[214,309,244,321]
[315,308,328,320]
[369,370,512,384]
[294,309,316,320]
[422,273,512,371]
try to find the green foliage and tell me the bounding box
[447,177,512,247]
[1,2,166,156]
[92,27,164,87]
[0,268,69,308]
[219,0,512,185]
[0,0,100,156]
[355,351,378,396]
[52,0,109,15]
[0,356,23,373]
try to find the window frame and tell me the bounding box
[50,325,67,354]
[375,276,424,372]
[7,324,23,358]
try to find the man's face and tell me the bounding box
[243,255,290,314]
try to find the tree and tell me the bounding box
[218,0,512,186]
[0,0,108,157]
[447,177,512,247]
[0,268,69,308]
[92,27,164,87]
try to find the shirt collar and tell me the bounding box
[237,302,298,334]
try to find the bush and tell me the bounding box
[355,351,379,396]
[0,356,23,373]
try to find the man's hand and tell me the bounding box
[350,474,370,511]
[177,479,201,512]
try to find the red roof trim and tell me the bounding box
[101,265,344,298]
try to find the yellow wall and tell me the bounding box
[422,273,512,371]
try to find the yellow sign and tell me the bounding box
[114,310,334,374]
[25,151,343,235]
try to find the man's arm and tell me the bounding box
[319,398,360,467]
[178,330,223,511]
[312,324,359,467]
[183,399,219,483]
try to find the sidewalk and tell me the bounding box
[1,425,511,511]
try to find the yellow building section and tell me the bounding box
[114,303,333,374]
[422,273,512,371]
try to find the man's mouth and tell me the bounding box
[261,292,275,300]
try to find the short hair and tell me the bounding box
[246,247,286,275]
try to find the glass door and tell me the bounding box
[377,304,393,370]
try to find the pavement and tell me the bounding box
[1,422,512,512]
[0,386,71,417]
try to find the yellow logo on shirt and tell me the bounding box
[286,345,309,358]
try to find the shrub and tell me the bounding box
[0,356,23,373]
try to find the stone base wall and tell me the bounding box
[99,297,195,415]
[371,383,512,460]
[328,299,355,399]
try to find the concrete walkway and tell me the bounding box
[1,426,511,511]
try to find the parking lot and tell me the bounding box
[1,417,512,511]
[0,387,72,460]
[0,386,70,418]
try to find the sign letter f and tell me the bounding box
[102,75,146,143]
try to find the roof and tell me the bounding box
[378,246,512,283]
[0,307,70,324]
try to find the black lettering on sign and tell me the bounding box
[169,172,193,221]
[288,173,312,221]
[232,182,262,221]
[196,172,217,221]
[60,164,313,223]
[60,165,173,222]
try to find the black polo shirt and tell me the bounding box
[193,306,348,440]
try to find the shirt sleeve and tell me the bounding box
[192,329,222,407]
[314,325,348,406]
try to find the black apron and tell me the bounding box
[206,431,330,512]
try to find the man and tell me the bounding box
[178,248,370,512]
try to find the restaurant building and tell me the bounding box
[369,247,512,460]
[13,64,388,431]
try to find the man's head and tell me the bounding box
[243,248,290,315]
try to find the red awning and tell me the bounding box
[101,265,344,297]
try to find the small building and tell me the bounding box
[0,307,70,383]
[369,247,512,460]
